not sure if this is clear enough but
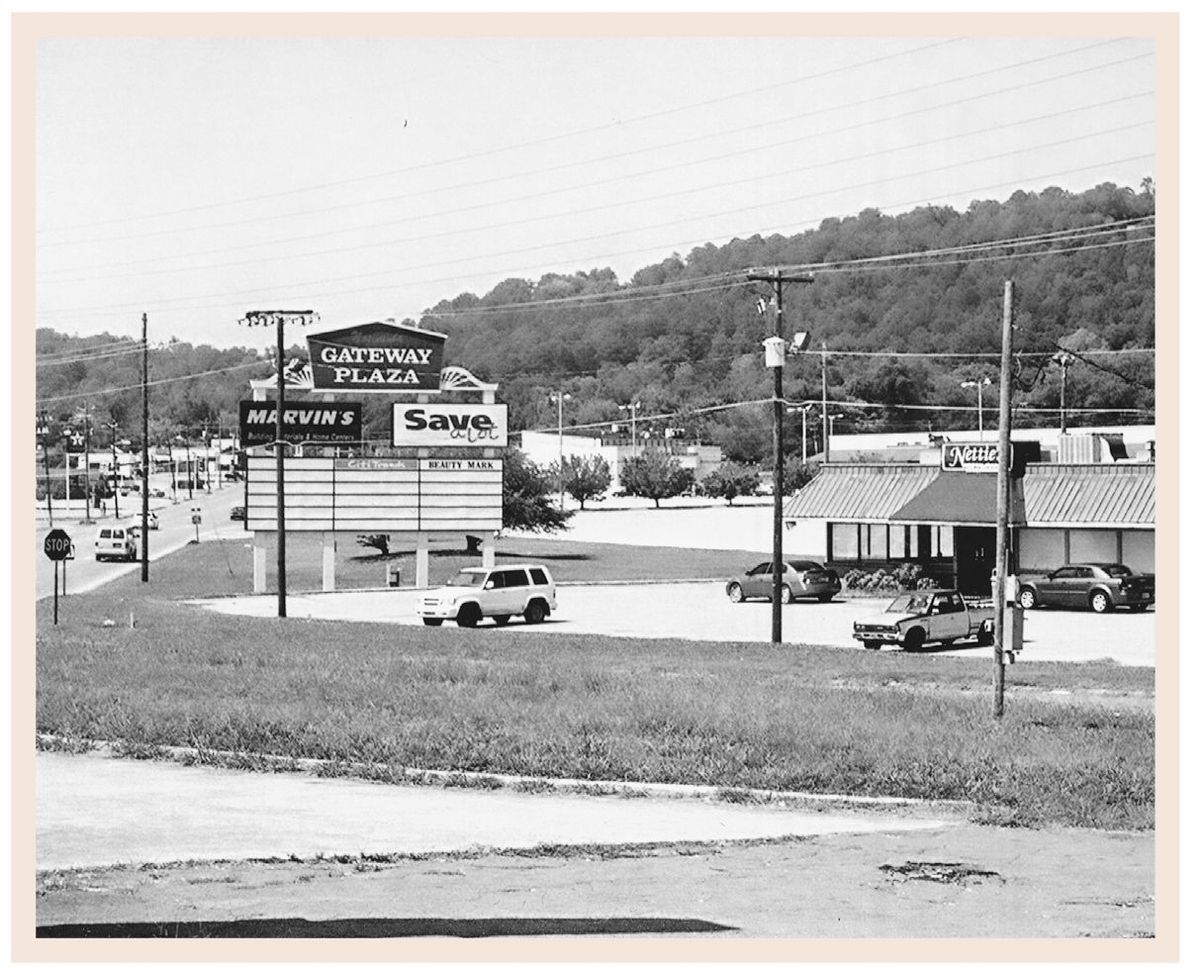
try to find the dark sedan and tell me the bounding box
[1016,562,1154,613]
[726,559,841,604]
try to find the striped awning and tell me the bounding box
[1022,463,1154,526]
[785,461,1153,528]
[783,464,939,521]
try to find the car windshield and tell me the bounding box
[446,570,486,588]
[1103,565,1132,577]
[886,593,930,614]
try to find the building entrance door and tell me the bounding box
[954,526,995,595]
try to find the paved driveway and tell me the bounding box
[193,582,1157,666]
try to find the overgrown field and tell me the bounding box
[34,540,1155,831]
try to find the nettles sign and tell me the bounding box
[307,321,446,393]
[942,442,1005,473]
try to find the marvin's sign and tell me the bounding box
[240,400,362,446]
[307,321,446,393]
[942,442,1006,473]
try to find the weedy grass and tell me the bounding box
[34,539,1155,831]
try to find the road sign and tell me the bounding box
[44,528,73,561]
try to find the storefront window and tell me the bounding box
[888,524,907,560]
[831,523,858,559]
[863,524,886,559]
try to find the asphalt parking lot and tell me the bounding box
[194,581,1158,666]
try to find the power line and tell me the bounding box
[37,38,978,235]
[35,180,1155,323]
[34,360,267,406]
[41,85,1154,276]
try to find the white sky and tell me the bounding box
[32,21,1160,351]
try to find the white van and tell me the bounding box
[94,525,138,562]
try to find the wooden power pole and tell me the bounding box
[992,281,1015,718]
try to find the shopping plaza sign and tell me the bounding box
[942,442,1007,473]
[307,321,446,393]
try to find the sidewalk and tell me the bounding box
[36,749,950,871]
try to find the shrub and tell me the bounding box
[842,562,935,593]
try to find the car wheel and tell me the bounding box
[1089,590,1113,614]
[422,618,443,627]
[778,583,794,605]
[977,625,994,646]
[726,583,745,603]
[1018,587,1037,610]
[494,614,511,626]
[862,640,882,651]
[817,594,834,603]
[1130,603,1150,612]
[902,628,926,652]
[524,600,547,624]
[456,605,481,628]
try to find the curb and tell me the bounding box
[35,734,975,815]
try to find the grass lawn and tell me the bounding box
[34,537,1155,831]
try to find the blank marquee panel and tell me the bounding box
[245,456,501,532]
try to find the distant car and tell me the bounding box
[93,525,137,562]
[151,488,166,498]
[1016,563,1154,614]
[230,505,246,521]
[416,564,557,628]
[146,511,159,530]
[726,559,841,604]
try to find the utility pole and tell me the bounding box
[239,310,319,619]
[821,342,830,463]
[627,401,640,452]
[37,411,54,527]
[106,419,120,520]
[141,312,150,581]
[551,391,571,511]
[80,402,93,524]
[747,268,814,646]
[992,281,1016,719]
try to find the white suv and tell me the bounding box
[417,564,556,628]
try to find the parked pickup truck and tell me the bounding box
[853,589,995,652]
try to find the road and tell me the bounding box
[35,482,248,600]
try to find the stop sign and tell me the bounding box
[44,528,73,561]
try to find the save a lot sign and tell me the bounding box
[307,321,446,393]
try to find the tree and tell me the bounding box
[561,454,612,509]
[502,448,572,533]
[783,455,819,495]
[699,461,760,505]
[619,449,694,508]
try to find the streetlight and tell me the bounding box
[239,309,319,619]
[626,402,641,452]
[787,403,815,459]
[550,391,572,511]
[961,378,992,441]
[827,413,845,448]
[1052,352,1073,435]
